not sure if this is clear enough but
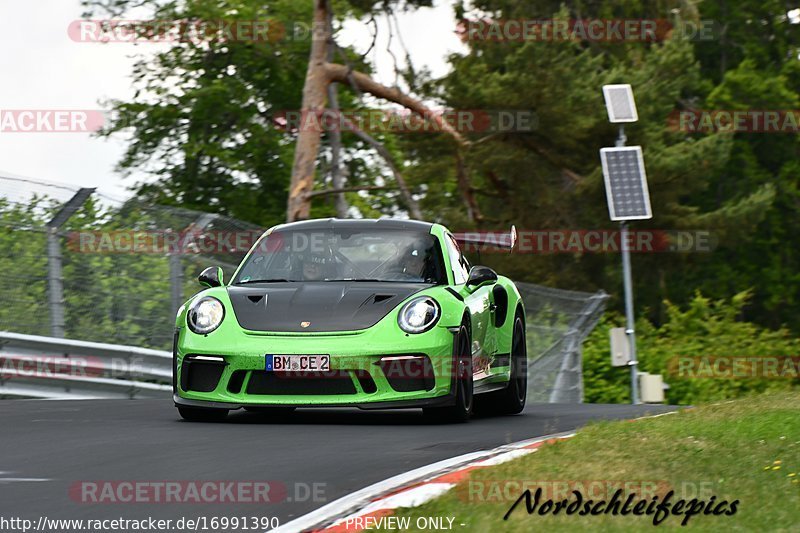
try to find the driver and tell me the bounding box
[398,247,427,279]
[300,252,328,281]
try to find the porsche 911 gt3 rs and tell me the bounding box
[173,218,526,422]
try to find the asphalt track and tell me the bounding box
[0,400,677,530]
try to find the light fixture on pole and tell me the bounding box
[600,84,651,405]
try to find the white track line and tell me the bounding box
[274,408,682,532]
[0,471,52,483]
[271,450,490,533]
[272,430,576,533]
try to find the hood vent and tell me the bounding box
[227,282,428,332]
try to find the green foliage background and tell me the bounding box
[0,197,223,350]
[43,0,800,400]
[584,293,800,404]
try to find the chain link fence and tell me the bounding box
[517,283,608,403]
[0,175,258,350]
[0,175,607,402]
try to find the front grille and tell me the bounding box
[355,370,377,394]
[379,355,435,392]
[180,358,226,393]
[245,370,357,395]
[227,370,247,394]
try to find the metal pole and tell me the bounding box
[47,228,65,338]
[615,125,627,148]
[616,124,639,404]
[170,213,218,314]
[45,188,95,339]
[169,253,184,316]
[620,221,640,404]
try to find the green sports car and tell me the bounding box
[173,218,527,422]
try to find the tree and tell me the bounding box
[403,1,775,328]
[84,0,312,226]
[84,0,800,333]
[84,0,465,224]
[285,0,474,221]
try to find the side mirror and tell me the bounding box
[466,266,498,289]
[198,266,224,288]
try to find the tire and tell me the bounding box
[177,406,228,422]
[478,315,527,415]
[423,322,473,423]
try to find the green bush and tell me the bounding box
[584,292,800,404]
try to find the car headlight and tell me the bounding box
[398,297,440,334]
[187,296,225,334]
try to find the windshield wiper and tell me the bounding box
[235,278,295,284]
[325,278,384,282]
[325,278,420,283]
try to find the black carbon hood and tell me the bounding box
[226,282,430,333]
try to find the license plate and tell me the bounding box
[265,354,330,372]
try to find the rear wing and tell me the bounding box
[452,225,517,252]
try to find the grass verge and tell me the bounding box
[378,392,800,532]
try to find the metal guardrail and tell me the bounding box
[0,331,171,399]
[1,281,608,402]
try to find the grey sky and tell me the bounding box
[0,0,464,200]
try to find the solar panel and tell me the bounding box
[600,146,652,221]
[603,84,638,123]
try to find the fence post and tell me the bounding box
[46,228,65,338]
[169,252,183,317]
[170,213,218,314]
[45,188,95,338]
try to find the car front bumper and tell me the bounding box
[173,324,458,410]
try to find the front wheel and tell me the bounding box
[423,323,473,423]
[177,406,228,422]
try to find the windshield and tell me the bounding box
[232,228,446,284]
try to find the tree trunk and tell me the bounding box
[325,64,467,146]
[286,1,476,222]
[455,150,482,222]
[326,87,348,218]
[325,6,348,218]
[286,0,331,222]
